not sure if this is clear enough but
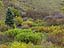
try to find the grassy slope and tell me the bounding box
[0,0,63,20]
[17,0,62,12]
[6,0,62,12]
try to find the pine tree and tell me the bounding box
[5,7,14,27]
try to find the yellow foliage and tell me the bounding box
[14,16,23,25]
[9,42,34,48]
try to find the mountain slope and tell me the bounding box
[0,0,63,20]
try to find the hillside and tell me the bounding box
[9,0,63,13]
[0,0,63,20]
[0,0,64,48]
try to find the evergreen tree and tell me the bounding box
[5,7,14,27]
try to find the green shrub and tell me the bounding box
[4,28,34,39]
[4,28,22,37]
[5,7,21,27]
[5,7,14,27]
[15,32,42,44]
[5,28,43,44]
[5,29,33,37]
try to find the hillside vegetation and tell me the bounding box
[0,0,64,48]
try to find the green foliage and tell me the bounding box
[5,7,21,27]
[15,32,42,44]
[5,28,32,37]
[5,28,43,44]
[5,28,22,37]
[5,7,14,27]
[1,0,64,48]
